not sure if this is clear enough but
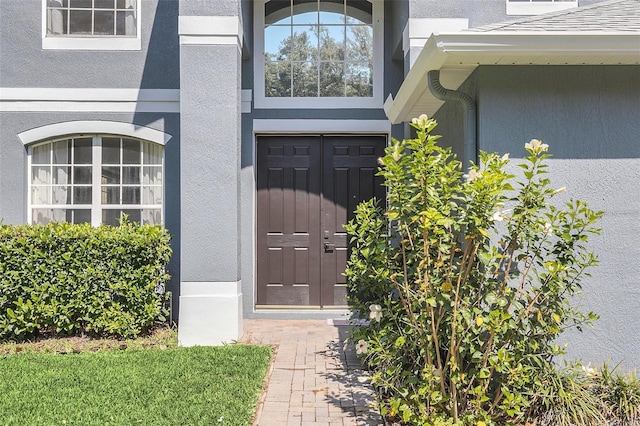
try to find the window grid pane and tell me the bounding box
[47,0,137,37]
[31,135,163,226]
[265,0,373,99]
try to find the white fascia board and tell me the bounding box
[432,32,640,55]
[385,31,640,124]
[384,36,448,124]
[403,18,469,54]
[178,16,242,47]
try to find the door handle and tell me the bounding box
[324,242,335,251]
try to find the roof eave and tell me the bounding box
[385,31,640,124]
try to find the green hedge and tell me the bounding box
[0,221,171,340]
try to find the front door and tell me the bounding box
[256,135,386,308]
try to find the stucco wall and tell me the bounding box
[0,0,179,89]
[473,65,640,368]
[179,0,240,16]
[180,44,241,283]
[409,0,504,25]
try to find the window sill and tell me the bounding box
[506,1,578,15]
[42,36,141,51]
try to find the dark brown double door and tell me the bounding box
[257,135,386,308]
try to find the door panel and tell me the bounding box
[321,136,386,306]
[257,135,385,307]
[257,136,321,306]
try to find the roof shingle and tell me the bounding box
[468,0,640,32]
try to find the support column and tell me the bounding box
[177,14,243,346]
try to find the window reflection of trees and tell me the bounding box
[265,0,373,98]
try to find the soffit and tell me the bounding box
[385,31,640,124]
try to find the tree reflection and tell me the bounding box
[265,23,373,98]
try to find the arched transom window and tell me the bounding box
[256,0,382,108]
[29,135,163,226]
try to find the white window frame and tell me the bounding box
[27,134,164,226]
[41,0,142,50]
[506,0,578,16]
[254,0,384,109]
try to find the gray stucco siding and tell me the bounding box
[0,0,179,89]
[474,65,640,368]
[409,0,504,26]
[476,66,640,159]
[180,43,242,283]
[179,0,241,17]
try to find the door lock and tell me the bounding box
[324,242,335,251]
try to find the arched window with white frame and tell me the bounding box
[28,135,163,226]
[255,0,384,109]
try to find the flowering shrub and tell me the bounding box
[345,116,606,425]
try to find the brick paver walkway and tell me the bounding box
[241,319,383,426]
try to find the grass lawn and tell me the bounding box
[0,334,272,426]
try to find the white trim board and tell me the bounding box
[178,16,242,47]
[253,119,391,134]
[18,121,172,146]
[0,88,180,113]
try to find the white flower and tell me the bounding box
[524,139,549,153]
[543,222,553,235]
[501,153,510,161]
[492,208,511,222]
[369,304,382,322]
[356,339,368,355]
[554,186,567,194]
[411,114,430,129]
[217,416,224,423]
[463,169,482,182]
[582,364,596,376]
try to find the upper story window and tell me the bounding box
[43,0,141,50]
[255,0,383,109]
[29,135,163,226]
[506,0,578,15]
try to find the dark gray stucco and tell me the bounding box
[410,0,504,25]
[437,65,640,368]
[180,43,242,283]
[0,0,179,89]
[179,0,241,16]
